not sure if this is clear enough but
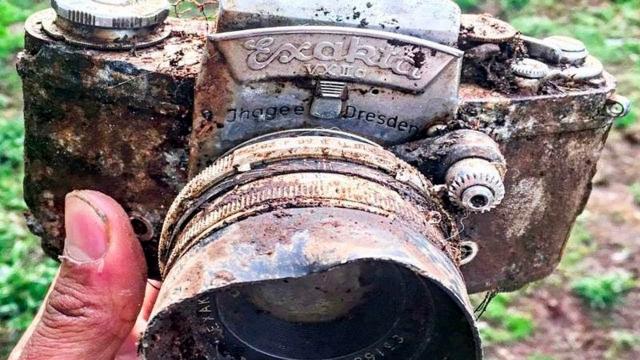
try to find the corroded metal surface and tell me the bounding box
[19,15,207,277]
[159,132,456,272]
[40,9,172,50]
[159,134,437,274]
[393,81,615,291]
[52,0,170,29]
[218,0,462,46]
[189,25,463,171]
[144,209,480,359]
[457,127,611,292]
[19,3,620,297]
[145,131,480,358]
[446,157,506,213]
[460,14,517,44]
[392,129,507,182]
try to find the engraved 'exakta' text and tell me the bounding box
[243,36,424,80]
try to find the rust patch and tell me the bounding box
[19,15,206,278]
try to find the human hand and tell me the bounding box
[9,191,159,360]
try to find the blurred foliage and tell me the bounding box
[0,1,56,356]
[501,0,530,11]
[557,215,596,271]
[526,354,555,360]
[0,117,57,356]
[0,2,30,60]
[170,0,218,19]
[571,270,637,310]
[630,182,640,205]
[605,330,640,360]
[0,120,27,211]
[472,215,595,346]
[457,0,481,11]
[477,293,536,344]
[0,1,46,114]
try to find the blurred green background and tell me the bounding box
[1,0,639,358]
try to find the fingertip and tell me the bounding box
[67,190,146,273]
[67,190,132,227]
[17,190,151,359]
[62,190,147,309]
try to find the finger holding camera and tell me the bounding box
[10,191,159,360]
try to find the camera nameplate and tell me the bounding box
[192,27,463,168]
[211,26,463,92]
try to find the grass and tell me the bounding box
[0,1,56,356]
[0,3,31,59]
[476,293,536,344]
[0,117,57,356]
[171,0,218,19]
[571,270,636,310]
[558,215,596,271]
[505,0,640,129]
[0,1,47,117]
[527,354,555,360]
[605,330,640,360]
[473,216,594,345]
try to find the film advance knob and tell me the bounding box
[51,0,170,29]
[45,0,171,49]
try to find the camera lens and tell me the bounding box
[143,131,481,359]
[216,262,436,359]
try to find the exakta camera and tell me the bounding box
[18,0,630,358]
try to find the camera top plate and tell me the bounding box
[218,0,461,46]
[187,1,465,172]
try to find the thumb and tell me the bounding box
[10,191,147,360]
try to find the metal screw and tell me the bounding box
[606,94,631,118]
[460,241,479,265]
[544,36,586,53]
[130,213,155,242]
[461,185,494,211]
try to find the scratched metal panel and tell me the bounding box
[218,0,461,46]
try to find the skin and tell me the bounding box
[9,191,159,360]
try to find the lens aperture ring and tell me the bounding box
[164,172,444,275]
[160,134,436,274]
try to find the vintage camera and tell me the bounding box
[18,0,630,359]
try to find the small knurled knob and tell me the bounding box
[511,58,550,79]
[446,158,506,213]
[51,0,170,29]
[543,36,588,64]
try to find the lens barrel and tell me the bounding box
[143,131,481,359]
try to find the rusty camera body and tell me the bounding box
[18,0,629,359]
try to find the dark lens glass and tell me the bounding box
[145,261,478,359]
